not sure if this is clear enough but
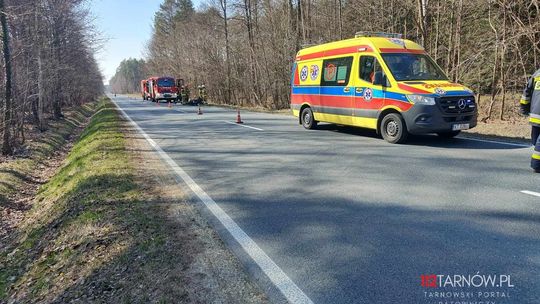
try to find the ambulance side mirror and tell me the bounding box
[373,72,389,87]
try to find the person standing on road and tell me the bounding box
[180,86,187,104]
[185,85,191,104]
[198,85,207,104]
[520,68,540,173]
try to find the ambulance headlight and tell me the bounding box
[407,94,436,105]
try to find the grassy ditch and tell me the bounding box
[0,97,266,303]
[0,98,139,302]
[0,103,96,206]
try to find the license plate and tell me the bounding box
[164,94,171,97]
[452,123,470,131]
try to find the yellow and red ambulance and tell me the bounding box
[290,32,477,143]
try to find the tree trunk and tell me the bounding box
[51,8,64,119]
[220,0,232,104]
[1,0,13,155]
[452,0,463,81]
[297,0,304,44]
[486,2,500,121]
[446,0,455,74]
[416,0,428,48]
[499,0,506,120]
[244,0,260,104]
[37,50,46,131]
[338,0,343,40]
[433,0,440,61]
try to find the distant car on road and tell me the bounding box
[291,32,478,143]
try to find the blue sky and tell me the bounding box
[89,0,161,84]
[90,0,206,84]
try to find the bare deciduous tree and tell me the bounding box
[122,0,539,117]
[0,0,104,155]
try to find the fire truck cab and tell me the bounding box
[290,32,478,144]
[147,76,178,103]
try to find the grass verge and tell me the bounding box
[0,98,133,303]
[0,97,266,303]
[0,103,96,206]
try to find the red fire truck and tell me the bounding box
[141,79,150,100]
[146,76,178,103]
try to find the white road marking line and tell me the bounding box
[520,190,540,198]
[223,120,264,131]
[458,136,530,148]
[112,99,312,304]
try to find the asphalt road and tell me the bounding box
[111,95,540,304]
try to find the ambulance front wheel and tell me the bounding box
[301,107,317,130]
[381,113,408,144]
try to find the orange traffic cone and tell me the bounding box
[197,105,203,115]
[236,109,244,124]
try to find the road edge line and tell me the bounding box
[111,98,313,304]
[520,190,540,198]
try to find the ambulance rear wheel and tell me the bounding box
[381,113,408,144]
[301,107,317,129]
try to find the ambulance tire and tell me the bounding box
[381,113,408,144]
[437,131,461,138]
[301,107,317,130]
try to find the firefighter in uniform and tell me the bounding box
[520,68,540,173]
[184,85,189,103]
[198,85,207,104]
[180,86,187,104]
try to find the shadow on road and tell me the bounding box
[212,192,540,304]
[316,123,526,150]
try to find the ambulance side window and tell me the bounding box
[321,56,353,86]
[360,55,387,86]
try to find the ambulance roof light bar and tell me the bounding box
[355,32,403,39]
[301,43,317,49]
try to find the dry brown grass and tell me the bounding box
[464,93,532,142]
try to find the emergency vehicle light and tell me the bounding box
[355,32,403,39]
[301,43,317,49]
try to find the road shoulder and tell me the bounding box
[0,98,267,304]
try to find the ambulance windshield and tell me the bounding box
[381,53,448,81]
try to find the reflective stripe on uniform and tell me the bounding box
[531,117,540,124]
[532,151,540,160]
[521,92,531,104]
[530,114,540,125]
